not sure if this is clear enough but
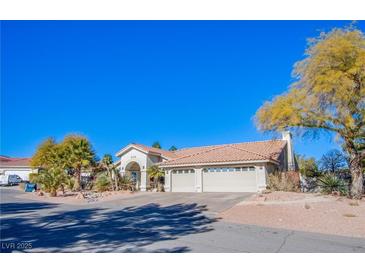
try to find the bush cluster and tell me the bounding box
[267,171,301,192]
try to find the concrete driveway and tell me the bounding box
[1,187,365,253]
[100,192,251,214]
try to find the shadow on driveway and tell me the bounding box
[1,202,58,215]
[1,202,217,253]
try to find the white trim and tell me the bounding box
[115,144,148,157]
[115,144,171,160]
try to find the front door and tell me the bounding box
[130,171,138,183]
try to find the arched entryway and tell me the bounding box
[125,161,141,189]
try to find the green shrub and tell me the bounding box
[63,177,75,191]
[267,171,301,192]
[317,174,348,195]
[32,168,70,196]
[95,174,111,192]
[117,175,135,191]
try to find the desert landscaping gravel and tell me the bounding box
[220,192,365,238]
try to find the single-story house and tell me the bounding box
[0,156,37,183]
[115,132,296,193]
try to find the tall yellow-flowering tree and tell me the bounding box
[256,26,365,199]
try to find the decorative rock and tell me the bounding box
[75,193,85,199]
[257,196,267,202]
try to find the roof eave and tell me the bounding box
[116,144,174,160]
[115,144,148,157]
[159,159,279,168]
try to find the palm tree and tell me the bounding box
[62,135,95,191]
[147,165,165,191]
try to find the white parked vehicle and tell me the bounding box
[0,174,22,186]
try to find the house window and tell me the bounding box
[235,167,241,172]
[242,167,248,171]
[228,167,235,172]
[190,169,195,173]
[222,168,228,172]
[172,170,177,174]
[249,166,255,171]
[216,168,221,172]
[178,170,183,174]
[203,168,208,173]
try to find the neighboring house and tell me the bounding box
[116,132,296,193]
[0,156,37,183]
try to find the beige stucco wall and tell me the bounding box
[118,147,166,191]
[118,148,148,190]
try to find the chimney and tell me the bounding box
[282,131,295,171]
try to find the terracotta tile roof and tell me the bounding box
[159,140,287,167]
[0,156,31,167]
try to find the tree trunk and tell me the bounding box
[50,189,57,197]
[111,168,118,191]
[349,153,364,199]
[74,168,81,191]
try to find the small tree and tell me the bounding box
[297,154,320,178]
[33,167,71,197]
[31,135,97,194]
[147,165,165,191]
[30,138,64,169]
[169,145,178,151]
[320,149,347,174]
[152,141,162,149]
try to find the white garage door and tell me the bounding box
[171,169,195,192]
[203,166,257,192]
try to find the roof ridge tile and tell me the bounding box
[175,139,284,151]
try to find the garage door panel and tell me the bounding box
[171,172,195,192]
[203,169,256,192]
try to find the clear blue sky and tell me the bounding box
[1,21,364,160]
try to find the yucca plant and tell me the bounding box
[117,175,135,191]
[317,174,348,195]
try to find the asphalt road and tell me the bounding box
[1,187,364,252]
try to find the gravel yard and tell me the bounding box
[15,190,142,205]
[220,191,365,238]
